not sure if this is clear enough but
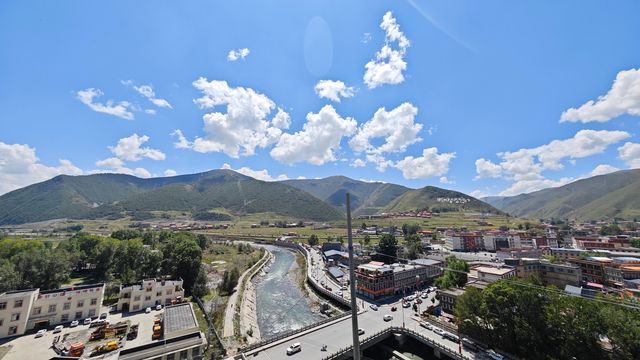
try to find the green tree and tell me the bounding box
[435,256,468,288]
[308,234,319,246]
[377,234,398,262]
[191,265,210,298]
[631,238,640,249]
[402,223,420,237]
[0,259,21,293]
[196,234,208,250]
[162,236,203,294]
[363,235,371,246]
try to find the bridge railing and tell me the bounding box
[321,326,474,360]
[240,311,351,353]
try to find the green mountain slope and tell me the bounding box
[482,169,640,220]
[0,170,343,225]
[282,176,410,215]
[382,186,501,214]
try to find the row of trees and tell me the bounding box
[455,279,640,359]
[0,232,209,297]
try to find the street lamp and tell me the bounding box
[415,275,421,316]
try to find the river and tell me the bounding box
[255,245,323,337]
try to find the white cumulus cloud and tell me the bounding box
[0,141,82,195]
[314,80,355,102]
[76,88,134,120]
[109,134,165,162]
[618,142,640,168]
[184,78,289,158]
[227,48,250,61]
[130,83,173,109]
[94,157,151,178]
[271,105,357,165]
[363,11,410,89]
[560,68,640,123]
[475,158,503,179]
[395,147,455,180]
[221,163,288,181]
[171,130,192,149]
[590,164,620,177]
[164,169,178,177]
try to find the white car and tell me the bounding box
[145,307,152,313]
[370,304,379,311]
[70,320,79,328]
[83,318,92,325]
[420,321,433,330]
[53,325,63,333]
[402,301,411,308]
[155,304,162,311]
[336,291,343,296]
[358,328,365,335]
[421,293,428,299]
[433,327,444,336]
[35,329,46,338]
[286,343,301,355]
[383,314,393,321]
[341,285,347,290]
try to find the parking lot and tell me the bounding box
[0,307,165,359]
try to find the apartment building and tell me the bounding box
[355,261,430,300]
[569,256,613,284]
[483,232,521,251]
[0,283,105,339]
[505,258,581,288]
[473,266,516,283]
[438,288,466,314]
[117,279,184,312]
[443,231,484,251]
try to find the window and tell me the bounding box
[32,307,41,315]
[167,354,175,360]
[156,292,162,297]
[0,302,6,310]
[88,309,96,317]
[14,300,23,308]
[48,304,57,313]
[133,305,139,311]
[8,326,17,335]
[61,314,69,322]
[134,296,141,301]
[180,350,188,360]
[75,311,83,319]
[166,289,172,295]
[146,287,153,292]
[145,296,151,301]
[90,298,97,306]
[77,300,84,308]
[63,302,71,310]
[11,313,20,321]
[0,319,3,326]
[192,347,200,356]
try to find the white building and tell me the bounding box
[474,266,516,283]
[483,232,521,251]
[0,283,105,339]
[117,279,184,312]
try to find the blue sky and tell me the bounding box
[1,0,640,197]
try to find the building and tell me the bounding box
[603,257,640,287]
[321,242,342,253]
[496,248,542,260]
[569,257,613,284]
[505,258,581,288]
[443,231,484,251]
[0,283,105,339]
[118,303,207,360]
[473,266,516,283]
[410,259,444,279]
[355,261,430,300]
[117,279,184,312]
[483,232,521,251]
[438,288,466,314]
[542,247,584,260]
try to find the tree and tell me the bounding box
[191,265,210,298]
[631,238,640,249]
[363,235,371,246]
[361,222,367,230]
[219,266,240,295]
[308,234,319,246]
[377,234,398,262]
[600,224,622,236]
[110,229,142,240]
[196,234,208,250]
[402,223,420,237]
[405,234,422,260]
[0,259,21,293]
[162,237,203,294]
[435,256,468,288]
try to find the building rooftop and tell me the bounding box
[327,267,345,279]
[410,259,442,266]
[475,266,514,275]
[164,303,198,336]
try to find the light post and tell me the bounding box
[416,275,421,316]
[401,288,406,328]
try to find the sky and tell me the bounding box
[1,0,640,198]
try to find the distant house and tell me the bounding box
[321,242,342,253]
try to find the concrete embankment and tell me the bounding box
[240,249,273,344]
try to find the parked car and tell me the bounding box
[421,292,428,299]
[383,314,393,321]
[341,285,347,290]
[433,327,444,336]
[35,329,46,338]
[336,291,343,296]
[70,320,79,328]
[415,298,422,304]
[358,328,365,335]
[83,318,92,325]
[155,304,162,311]
[53,325,63,333]
[99,313,108,320]
[462,338,478,352]
[443,331,460,343]
[402,302,411,308]
[486,350,504,360]
[145,307,152,313]
[420,321,433,330]
[286,343,302,355]
[370,304,378,311]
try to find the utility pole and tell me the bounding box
[346,193,361,360]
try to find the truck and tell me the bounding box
[68,342,85,357]
[91,341,118,356]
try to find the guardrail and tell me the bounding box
[240,311,351,353]
[321,326,474,360]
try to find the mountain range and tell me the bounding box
[0,170,500,225]
[483,169,640,221]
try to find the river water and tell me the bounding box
[255,245,323,337]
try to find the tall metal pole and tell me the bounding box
[346,193,361,360]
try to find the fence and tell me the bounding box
[321,326,474,360]
[240,311,351,353]
[193,295,226,359]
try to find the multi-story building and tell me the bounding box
[542,247,584,261]
[438,288,466,314]
[569,256,613,284]
[117,279,184,312]
[603,257,640,287]
[0,283,104,339]
[505,258,581,288]
[410,259,444,279]
[483,232,521,251]
[443,231,484,251]
[496,248,542,260]
[355,261,431,300]
[355,261,394,300]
